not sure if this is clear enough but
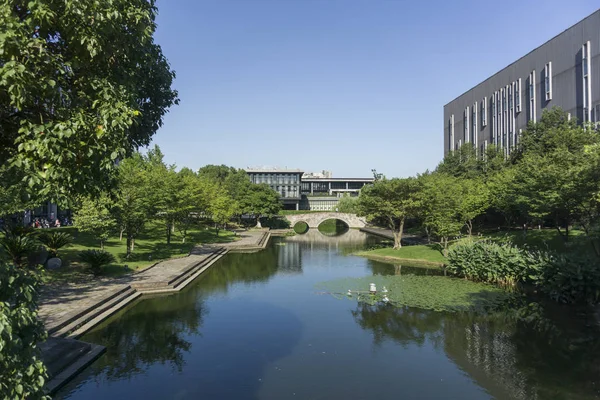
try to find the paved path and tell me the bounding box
[38,230,269,331]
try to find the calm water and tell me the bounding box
[57,230,600,400]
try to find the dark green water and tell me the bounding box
[56,231,600,399]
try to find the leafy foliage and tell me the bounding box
[0,1,178,202]
[447,240,538,288]
[357,178,421,249]
[38,231,73,259]
[0,226,39,268]
[416,173,464,255]
[531,253,600,305]
[337,195,359,214]
[78,250,116,276]
[73,195,117,250]
[0,263,48,399]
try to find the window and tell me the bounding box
[515,78,521,112]
[583,41,592,122]
[449,114,455,152]
[472,102,477,145]
[529,70,536,122]
[481,97,487,127]
[464,106,470,142]
[544,62,552,101]
[492,92,497,144]
[508,86,513,111]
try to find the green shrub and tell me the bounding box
[79,250,116,276]
[447,240,537,288]
[38,231,73,259]
[532,253,600,305]
[0,263,49,399]
[0,226,39,268]
[293,221,309,234]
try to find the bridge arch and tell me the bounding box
[284,212,367,229]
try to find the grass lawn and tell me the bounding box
[484,228,591,253]
[355,244,447,265]
[46,221,237,281]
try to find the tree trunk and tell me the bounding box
[443,237,449,257]
[390,217,404,250]
[166,223,171,244]
[100,240,104,251]
[120,228,124,241]
[126,235,132,259]
[256,216,262,228]
[131,237,135,252]
[465,220,473,236]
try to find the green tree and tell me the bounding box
[208,186,236,235]
[357,178,421,249]
[174,171,212,243]
[113,155,152,258]
[145,146,180,244]
[337,194,359,214]
[0,263,48,400]
[458,178,490,236]
[418,173,464,256]
[511,108,600,241]
[239,184,281,228]
[0,1,178,202]
[73,195,117,250]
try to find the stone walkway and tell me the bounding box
[38,230,269,331]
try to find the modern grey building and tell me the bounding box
[444,9,600,156]
[246,168,303,210]
[245,168,373,211]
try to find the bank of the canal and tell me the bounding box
[55,230,600,400]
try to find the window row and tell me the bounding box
[449,40,594,153]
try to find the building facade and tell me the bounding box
[245,168,373,211]
[246,168,304,210]
[444,9,600,156]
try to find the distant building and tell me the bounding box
[246,168,304,210]
[245,168,373,211]
[444,9,600,157]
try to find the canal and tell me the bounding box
[57,230,600,399]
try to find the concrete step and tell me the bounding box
[168,248,227,288]
[171,248,228,290]
[66,291,143,339]
[140,249,228,295]
[47,285,132,336]
[53,287,137,338]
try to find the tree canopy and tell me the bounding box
[0,0,178,204]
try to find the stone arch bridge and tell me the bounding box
[285,212,367,229]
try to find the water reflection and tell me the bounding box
[367,259,445,276]
[352,302,600,399]
[56,232,600,400]
[197,245,280,293]
[286,228,381,254]
[82,288,207,380]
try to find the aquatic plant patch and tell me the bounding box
[316,274,512,312]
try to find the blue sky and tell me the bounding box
[151,0,599,178]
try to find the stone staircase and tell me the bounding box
[48,285,142,339]
[47,247,228,339]
[130,246,227,294]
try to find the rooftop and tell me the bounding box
[245,168,304,174]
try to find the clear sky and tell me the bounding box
[150,0,599,178]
